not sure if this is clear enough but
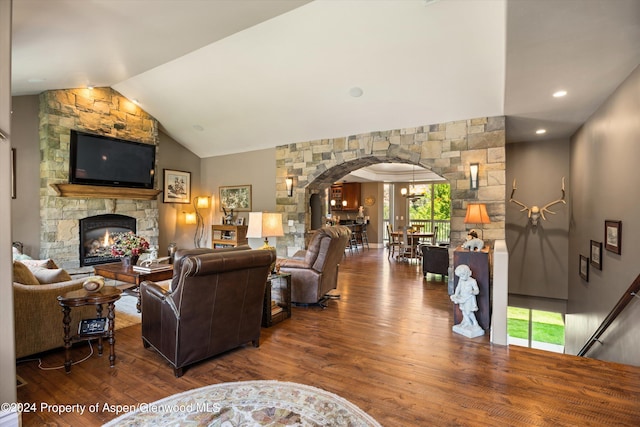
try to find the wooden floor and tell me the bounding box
[16,248,640,426]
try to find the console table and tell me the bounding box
[453,246,491,330]
[57,286,122,373]
[212,224,248,248]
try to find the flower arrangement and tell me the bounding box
[110,231,150,258]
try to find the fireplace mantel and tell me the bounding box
[50,183,162,200]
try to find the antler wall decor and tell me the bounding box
[509,177,566,227]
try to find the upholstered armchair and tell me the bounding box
[140,249,274,377]
[276,225,350,307]
[421,244,450,280]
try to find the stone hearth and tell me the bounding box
[39,87,160,269]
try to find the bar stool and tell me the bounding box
[360,223,370,250]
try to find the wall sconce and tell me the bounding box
[285,176,294,197]
[195,195,210,209]
[400,187,408,196]
[469,163,479,190]
[330,199,336,207]
[342,200,348,208]
[184,212,197,225]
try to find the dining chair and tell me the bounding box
[398,226,417,264]
[387,224,400,259]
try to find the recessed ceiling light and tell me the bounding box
[536,129,546,135]
[349,87,364,98]
[553,90,567,98]
[192,125,204,132]
[27,78,45,83]
[87,85,94,90]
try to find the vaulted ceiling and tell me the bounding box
[11,0,640,165]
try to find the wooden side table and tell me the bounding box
[262,273,292,327]
[57,287,122,373]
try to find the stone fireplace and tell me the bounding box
[79,214,137,266]
[38,87,160,269]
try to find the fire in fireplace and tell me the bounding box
[79,214,137,266]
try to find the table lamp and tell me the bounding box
[247,212,284,272]
[464,203,491,240]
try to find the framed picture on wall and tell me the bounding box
[579,254,589,282]
[219,185,252,212]
[604,220,622,254]
[590,240,602,270]
[163,169,191,203]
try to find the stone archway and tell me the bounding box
[275,117,505,255]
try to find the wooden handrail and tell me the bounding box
[578,273,640,357]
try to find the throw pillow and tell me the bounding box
[12,261,40,286]
[32,267,72,284]
[19,258,58,269]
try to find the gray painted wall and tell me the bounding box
[10,95,41,257]
[505,139,571,300]
[565,65,640,365]
[201,148,279,249]
[157,132,201,253]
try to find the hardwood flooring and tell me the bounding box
[16,248,640,426]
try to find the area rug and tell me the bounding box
[103,380,381,426]
[114,293,141,330]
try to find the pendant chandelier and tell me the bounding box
[400,165,423,204]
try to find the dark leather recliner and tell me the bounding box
[421,244,450,279]
[276,225,350,306]
[140,248,274,377]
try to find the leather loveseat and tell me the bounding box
[140,248,274,377]
[276,225,350,306]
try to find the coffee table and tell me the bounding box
[93,262,173,312]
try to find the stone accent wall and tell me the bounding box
[275,117,505,253]
[39,88,159,269]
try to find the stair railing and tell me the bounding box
[578,273,640,357]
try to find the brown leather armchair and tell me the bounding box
[276,225,350,307]
[140,249,274,377]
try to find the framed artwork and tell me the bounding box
[579,254,589,282]
[163,169,191,203]
[604,220,622,254]
[10,148,16,199]
[219,185,252,212]
[235,217,245,226]
[590,240,602,270]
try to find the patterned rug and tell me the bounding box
[103,380,381,426]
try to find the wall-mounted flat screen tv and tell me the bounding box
[69,130,156,189]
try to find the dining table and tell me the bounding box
[390,230,435,245]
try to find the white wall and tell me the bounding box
[1,0,18,408]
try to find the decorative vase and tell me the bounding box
[83,276,105,292]
[121,255,139,268]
